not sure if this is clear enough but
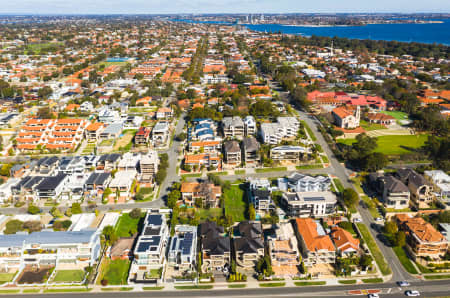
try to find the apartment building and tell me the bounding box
[152,122,170,147]
[295,218,336,267]
[168,225,197,271]
[222,116,244,140]
[396,214,448,261]
[188,140,221,153]
[0,230,100,272]
[281,191,336,217]
[85,122,106,142]
[131,213,169,282]
[184,153,221,169]
[17,118,89,152]
[278,173,331,193]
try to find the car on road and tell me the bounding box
[397,281,410,287]
[375,217,384,222]
[354,218,362,223]
[405,290,420,296]
[368,294,380,298]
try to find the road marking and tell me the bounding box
[387,288,392,293]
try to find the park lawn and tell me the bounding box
[26,42,64,54]
[223,185,247,222]
[356,223,391,276]
[52,270,85,283]
[115,212,144,237]
[99,259,131,285]
[392,246,418,274]
[338,134,428,155]
[360,120,387,131]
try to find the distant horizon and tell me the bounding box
[1,12,450,16]
[2,0,450,15]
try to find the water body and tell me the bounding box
[173,19,450,45]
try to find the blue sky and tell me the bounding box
[3,0,450,14]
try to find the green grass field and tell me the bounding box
[338,134,428,155]
[0,272,16,283]
[259,282,286,287]
[224,185,247,222]
[379,111,409,123]
[52,270,85,283]
[392,246,419,274]
[99,259,131,285]
[356,223,391,276]
[197,208,222,221]
[26,42,64,54]
[255,167,287,173]
[360,120,387,131]
[115,213,144,237]
[294,281,326,286]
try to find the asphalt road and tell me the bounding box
[2,280,450,298]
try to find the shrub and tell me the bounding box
[129,208,141,219]
[27,204,40,214]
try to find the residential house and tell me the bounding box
[84,172,111,193]
[188,140,221,154]
[168,225,197,271]
[199,221,230,272]
[35,174,69,201]
[242,137,260,164]
[369,174,411,210]
[222,116,244,140]
[152,122,170,147]
[233,221,264,269]
[97,154,122,171]
[184,153,221,169]
[330,227,360,257]
[396,169,434,209]
[131,213,169,282]
[223,140,241,166]
[270,146,309,163]
[248,178,273,212]
[156,107,173,119]
[85,122,106,142]
[243,116,256,136]
[99,123,123,140]
[281,191,336,217]
[278,173,331,192]
[135,127,152,146]
[140,150,159,184]
[180,182,222,208]
[108,236,136,261]
[425,170,450,198]
[108,170,137,200]
[295,218,336,267]
[267,222,301,276]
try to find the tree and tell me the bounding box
[248,205,256,220]
[384,220,398,235]
[38,86,53,99]
[71,202,82,214]
[363,152,388,172]
[4,219,23,234]
[50,206,63,218]
[342,188,359,208]
[129,208,141,219]
[37,106,54,119]
[27,204,41,215]
[22,221,42,233]
[359,254,373,268]
[394,231,406,247]
[102,225,117,246]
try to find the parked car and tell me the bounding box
[397,281,410,287]
[375,217,384,222]
[354,218,362,223]
[405,290,420,296]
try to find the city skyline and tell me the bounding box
[2,0,450,14]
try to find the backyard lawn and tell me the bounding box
[224,185,247,222]
[99,259,131,285]
[52,270,85,283]
[196,208,222,221]
[115,212,144,237]
[338,134,428,155]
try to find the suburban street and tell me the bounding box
[1,279,450,298]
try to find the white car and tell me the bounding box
[398,281,410,287]
[405,290,420,296]
[375,217,384,222]
[368,294,380,298]
[354,218,362,223]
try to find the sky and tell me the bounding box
[1,0,450,14]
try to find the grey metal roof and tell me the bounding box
[0,230,96,247]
